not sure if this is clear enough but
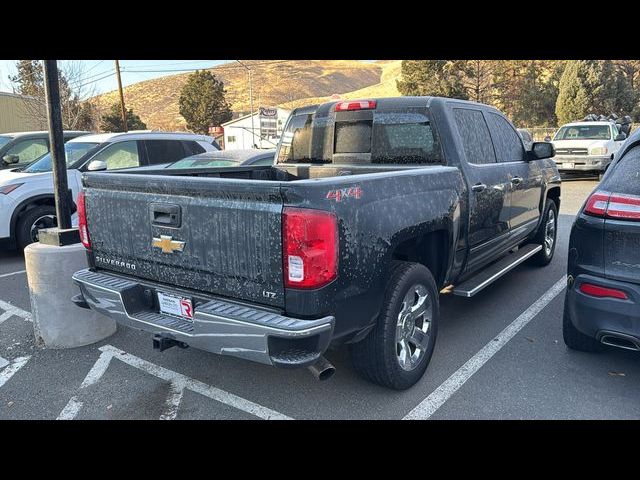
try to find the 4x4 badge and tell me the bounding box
[152,235,185,254]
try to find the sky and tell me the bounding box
[0,60,235,96]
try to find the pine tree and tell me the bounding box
[178,70,233,135]
[396,60,467,99]
[100,103,147,132]
[555,60,636,124]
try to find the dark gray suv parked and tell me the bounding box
[0,130,90,169]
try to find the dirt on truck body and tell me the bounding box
[72,96,561,390]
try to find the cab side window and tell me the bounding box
[486,113,525,163]
[90,141,140,170]
[6,138,49,163]
[453,108,497,165]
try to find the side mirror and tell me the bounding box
[529,142,555,160]
[2,154,19,165]
[615,132,627,141]
[86,160,107,171]
[543,135,552,143]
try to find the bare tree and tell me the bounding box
[9,60,101,131]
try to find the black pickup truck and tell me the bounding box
[72,97,561,389]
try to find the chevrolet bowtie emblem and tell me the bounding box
[152,235,185,254]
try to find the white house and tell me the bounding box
[222,107,290,150]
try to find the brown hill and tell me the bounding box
[94,60,392,131]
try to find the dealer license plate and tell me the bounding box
[157,291,194,320]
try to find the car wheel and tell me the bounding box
[528,199,558,267]
[349,261,439,390]
[562,295,603,352]
[16,205,57,250]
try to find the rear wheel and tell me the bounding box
[16,205,57,249]
[349,261,439,390]
[528,199,557,267]
[562,295,603,352]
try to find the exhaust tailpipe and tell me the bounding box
[307,356,336,381]
[600,334,640,352]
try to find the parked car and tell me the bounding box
[0,131,219,249]
[71,97,560,390]
[0,130,90,170]
[551,120,627,178]
[124,148,276,172]
[563,128,640,353]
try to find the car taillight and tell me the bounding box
[584,190,640,221]
[579,282,628,300]
[335,100,377,112]
[606,193,640,220]
[282,207,338,289]
[584,191,610,217]
[77,191,91,249]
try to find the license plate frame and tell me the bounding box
[157,291,194,321]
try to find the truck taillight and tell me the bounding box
[335,100,377,112]
[282,207,338,289]
[584,190,640,221]
[77,191,91,249]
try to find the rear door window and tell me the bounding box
[182,141,206,157]
[603,146,640,195]
[454,108,497,165]
[486,113,525,163]
[144,140,187,165]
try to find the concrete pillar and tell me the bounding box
[24,242,116,348]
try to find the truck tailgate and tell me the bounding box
[83,173,285,308]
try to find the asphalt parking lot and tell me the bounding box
[1,179,639,420]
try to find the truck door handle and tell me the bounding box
[471,183,486,193]
[511,176,523,185]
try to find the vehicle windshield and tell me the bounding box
[166,157,240,169]
[554,125,611,141]
[0,136,13,149]
[22,142,99,173]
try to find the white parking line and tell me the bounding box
[0,299,32,323]
[58,344,292,420]
[0,356,31,389]
[0,270,26,280]
[0,356,9,370]
[404,276,567,420]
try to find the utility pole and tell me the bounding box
[236,60,255,148]
[115,60,128,132]
[43,60,72,233]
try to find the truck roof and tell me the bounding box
[291,96,498,115]
[560,121,614,127]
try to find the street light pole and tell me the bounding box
[43,60,72,232]
[236,60,255,148]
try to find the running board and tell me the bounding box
[453,244,542,297]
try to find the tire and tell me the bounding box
[349,261,439,390]
[562,295,603,352]
[528,199,558,267]
[16,205,57,250]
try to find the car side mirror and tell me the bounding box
[86,160,107,171]
[615,132,627,141]
[529,142,555,160]
[2,154,19,165]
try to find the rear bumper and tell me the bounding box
[72,269,334,368]
[566,273,640,345]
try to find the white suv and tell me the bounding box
[0,131,219,249]
[552,121,627,176]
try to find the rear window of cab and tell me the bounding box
[277,107,444,165]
